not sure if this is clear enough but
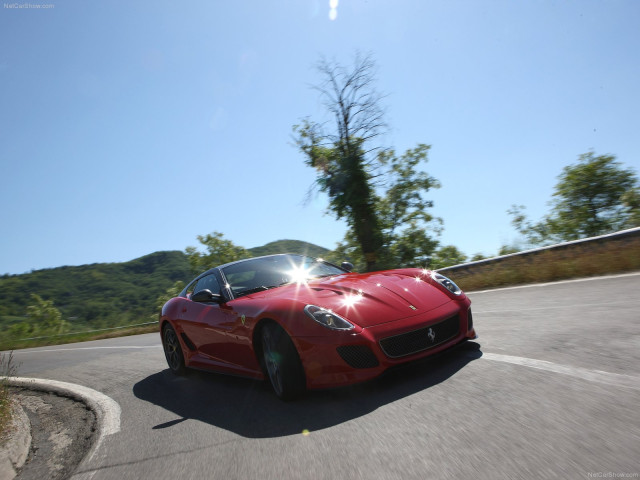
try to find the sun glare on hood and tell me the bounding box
[342,290,364,309]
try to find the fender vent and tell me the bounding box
[180,332,197,351]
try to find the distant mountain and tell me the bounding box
[0,240,331,332]
[248,239,331,258]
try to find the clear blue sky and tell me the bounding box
[1,0,639,275]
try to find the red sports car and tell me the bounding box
[160,254,476,399]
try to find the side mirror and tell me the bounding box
[341,261,355,272]
[191,289,223,303]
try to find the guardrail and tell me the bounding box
[436,227,640,284]
[17,321,159,342]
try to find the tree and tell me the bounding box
[294,54,385,271]
[510,152,640,245]
[152,280,185,320]
[185,231,252,273]
[498,244,521,256]
[25,294,69,335]
[377,144,442,268]
[294,54,440,271]
[429,245,467,269]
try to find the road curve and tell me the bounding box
[5,273,640,479]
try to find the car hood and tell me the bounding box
[258,270,453,328]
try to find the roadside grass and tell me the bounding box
[0,323,159,352]
[447,237,640,292]
[0,351,18,442]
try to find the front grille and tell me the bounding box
[336,345,380,369]
[379,314,460,358]
[467,309,473,331]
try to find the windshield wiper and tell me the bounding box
[235,284,282,298]
[234,286,269,298]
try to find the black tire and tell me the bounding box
[261,323,306,400]
[163,324,187,375]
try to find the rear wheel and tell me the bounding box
[163,324,187,375]
[261,323,305,400]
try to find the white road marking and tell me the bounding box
[9,345,161,354]
[481,353,640,391]
[473,299,638,314]
[467,271,640,295]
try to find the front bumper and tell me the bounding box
[294,298,476,389]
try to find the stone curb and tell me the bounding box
[0,400,31,480]
[1,377,121,480]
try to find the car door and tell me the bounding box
[180,273,238,364]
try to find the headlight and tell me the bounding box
[431,272,462,295]
[304,305,354,330]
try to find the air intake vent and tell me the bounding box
[336,345,380,369]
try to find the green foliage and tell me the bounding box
[325,231,366,271]
[185,231,252,273]
[470,253,488,261]
[326,145,442,271]
[24,294,69,336]
[498,244,521,255]
[294,54,440,271]
[377,145,441,232]
[620,188,640,227]
[510,152,640,245]
[377,145,442,269]
[152,280,186,320]
[430,245,468,269]
[295,124,384,270]
[0,251,192,338]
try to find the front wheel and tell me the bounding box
[163,324,187,375]
[261,323,305,400]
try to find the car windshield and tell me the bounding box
[221,254,346,298]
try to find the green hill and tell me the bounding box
[0,240,331,337]
[0,250,191,333]
[248,239,331,258]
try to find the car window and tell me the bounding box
[225,270,256,285]
[193,274,221,295]
[222,255,346,298]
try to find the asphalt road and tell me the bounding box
[7,273,640,480]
